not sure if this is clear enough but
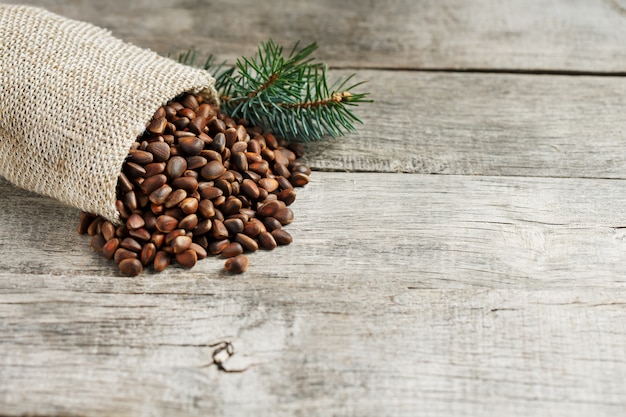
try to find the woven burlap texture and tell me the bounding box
[0,4,218,224]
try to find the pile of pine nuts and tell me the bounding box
[78,93,310,275]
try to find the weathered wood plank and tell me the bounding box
[303,69,626,178]
[1,278,625,416]
[5,0,626,72]
[8,63,626,178]
[2,172,626,289]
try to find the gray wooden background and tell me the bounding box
[1,1,626,416]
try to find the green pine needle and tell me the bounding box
[178,39,371,142]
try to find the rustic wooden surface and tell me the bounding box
[1,1,626,416]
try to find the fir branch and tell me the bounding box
[179,39,371,142]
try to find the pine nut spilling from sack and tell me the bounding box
[78,93,310,276]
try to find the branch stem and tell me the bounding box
[280,91,352,109]
[247,73,279,98]
[223,91,352,110]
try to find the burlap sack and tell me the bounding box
[0,4,218,224]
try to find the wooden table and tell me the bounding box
[2,1,626,416]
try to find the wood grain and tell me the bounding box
[5,0,626,72]
[7,3,626,178]
[2,174,626,289]
[1,171,626,415]
[2,279,625,417]
[2,1,626,416]
[302,69,626,177]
